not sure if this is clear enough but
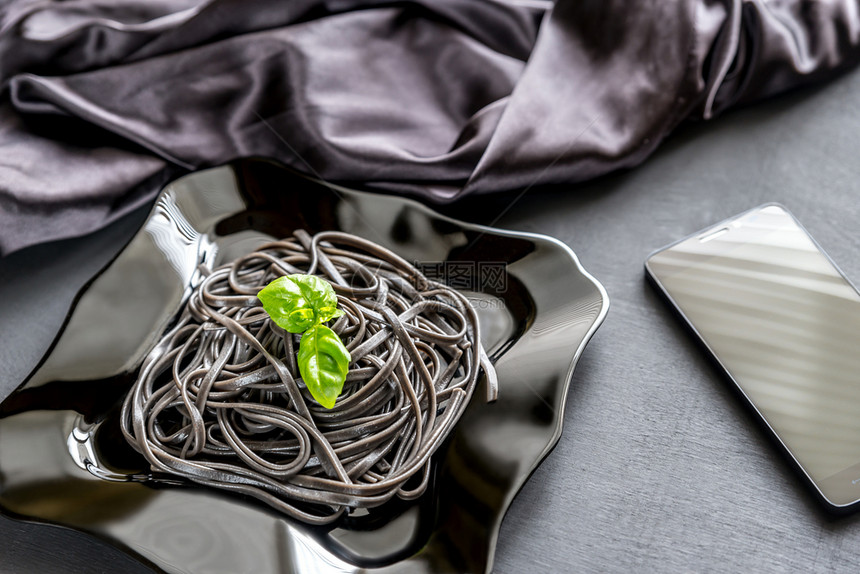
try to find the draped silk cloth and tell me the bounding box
[1,0,859,255]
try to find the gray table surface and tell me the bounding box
[4,66,860,573]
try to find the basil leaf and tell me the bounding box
[320,306,345,322]
[297,325,351,409]
[258,274,342,333]
[259,274,350,407]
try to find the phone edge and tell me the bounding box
[643,203,860,515]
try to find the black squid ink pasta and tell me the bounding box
[120,229,498,524]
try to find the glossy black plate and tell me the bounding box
[0,158,608,573]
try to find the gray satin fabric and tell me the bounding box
[1,0,859,255]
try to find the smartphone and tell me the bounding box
[645,203,860,511]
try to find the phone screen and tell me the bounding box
[646,205,860,507]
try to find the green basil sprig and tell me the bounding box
[258,274,350,409]
[258,274,345,333]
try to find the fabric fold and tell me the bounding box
[2,0,860,255]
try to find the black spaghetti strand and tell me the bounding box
[120,230,497,524]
